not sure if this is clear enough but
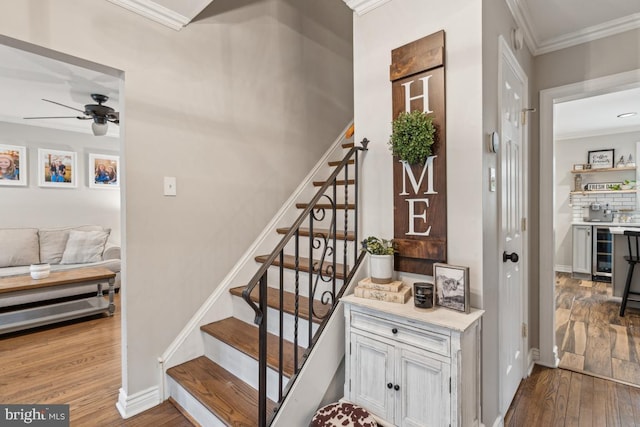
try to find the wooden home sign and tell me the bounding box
[390,30,446,275]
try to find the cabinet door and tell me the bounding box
[396,347,450,427]
[572,225,592,274]
[350,333,395,421]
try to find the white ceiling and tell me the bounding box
[0,0,639,139]
[0,43,121,137]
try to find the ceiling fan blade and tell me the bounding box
[41,98,86,114]
[23,115,91,120]
[107,111,119,124]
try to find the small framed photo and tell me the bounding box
[38,149,77,188]
[434,263,470,313]
[0,144,27,186]
[588,149,614,169]
[89,154,119,189]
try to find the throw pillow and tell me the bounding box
[59,230,110,264]
[39,225,108,264]
[0,228,40,267]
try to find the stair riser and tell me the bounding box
[231,296,318,348]
[203,335,288,402]
[167,376,227,427]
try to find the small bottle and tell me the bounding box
[574,174,582,192]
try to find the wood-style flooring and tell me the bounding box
[556,273,640,387]
[0,294,193,426]
[505,364,640,427]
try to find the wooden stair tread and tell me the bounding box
[229,286,329,323]
[167,356,275,427]
[328,159,354,166]
[342,142,354,149]
[312,179,355,187]
[254,254,346,280]
[295,202,355,210]
[276,227,355,241]
[201,317,303,378]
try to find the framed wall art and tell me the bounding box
[38,149,77,188]
[433,263,470,313]
[588,149,614,169]
[89,154,119,189]
[0,144,27,186]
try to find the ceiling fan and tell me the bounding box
[24,93,119,136]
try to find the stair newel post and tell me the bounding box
[353,148,359,271]
[294,230,300,372]
[258,272,268,427]
[308,212,314,350]
[343,160,350,282]
[278,250,284,400]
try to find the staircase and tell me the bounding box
[165,134,368,426]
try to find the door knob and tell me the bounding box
[387,383,393,389]
[503,252,519,263]
[394,385,400,391]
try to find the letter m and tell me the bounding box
[400,156,437,196]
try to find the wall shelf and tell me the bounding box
[570,189,636,195]
[571,166,636,174]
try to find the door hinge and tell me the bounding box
[522,323,528,338]
[349,342,352,355]
[349,379,351,392]
[449,377,451,393]
[522,217,527,232]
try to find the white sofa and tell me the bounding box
[0,226,121,308]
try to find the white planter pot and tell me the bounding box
[369,254,393,284]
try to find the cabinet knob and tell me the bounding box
[394,384,400,391]
[387,383,393,389]
[391,328,398,334]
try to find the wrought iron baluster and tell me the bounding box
[278,250,284,400]
[308,211,314,348]
[258,272,268,427]
[294,230,300,372]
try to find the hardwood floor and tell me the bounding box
[505,365,640,427]
[0,294,193,426]
[555,273,640,387]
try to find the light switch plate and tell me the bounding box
[164,176,177,196]
[489,168,496,192]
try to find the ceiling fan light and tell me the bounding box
[92,121,108,136]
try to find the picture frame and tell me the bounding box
[433,263,470,313]
[585,182,622,191]
[588,149,614,169]
[0,144,27,186]
[38,149,77,188]
[89,154,119,189]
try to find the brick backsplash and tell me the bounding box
[571,193,638,222]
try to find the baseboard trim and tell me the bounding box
[491,415,504,427]
[116,386,161,419]
[554,264,571,273]
[527,347,540,375]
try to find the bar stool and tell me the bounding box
[620,230,640,316]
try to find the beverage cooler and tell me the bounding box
[593,226,613,282]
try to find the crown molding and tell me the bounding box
[535,12,640,55]
[342,0,391,16]
[506,0,640,56]
[106,0,190,31]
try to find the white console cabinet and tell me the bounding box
[342,295,483,427]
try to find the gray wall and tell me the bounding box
[0,122,120,243]
[481,0,534,422]
[0,0,353,401]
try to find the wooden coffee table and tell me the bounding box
[0,267,116,334]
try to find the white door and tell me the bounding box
[498,37,527,414]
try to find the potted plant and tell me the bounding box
[388,110,436,165]
[362,236,395,284]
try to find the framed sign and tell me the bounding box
[588,149,614,169]
[390,31,447,275]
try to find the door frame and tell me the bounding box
[497,35,529,413]
[538,68,640,367]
